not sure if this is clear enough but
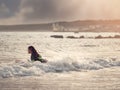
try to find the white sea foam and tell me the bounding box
[0,32,120,78]
[0,58,120,78]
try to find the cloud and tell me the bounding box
[0,3,9,12]
[79,0,120,20]
[1,0,120,25]
[19,0,83,23]
[0,3,10,18]
[18,0,120,23]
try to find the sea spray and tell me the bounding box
[0,58,120,78]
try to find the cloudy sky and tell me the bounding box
[0,0,120,25]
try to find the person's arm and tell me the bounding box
[31,54,36,61]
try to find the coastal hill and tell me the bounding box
[1,20,120,32]
[0,23,52,32]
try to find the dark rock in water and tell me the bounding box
[95,35,120,39]
[67,35,85,39]
[66,36,78,39]
[114,35,120,38]
[79,36,85,38]
[50,35,63,38]
[95,35,103,39]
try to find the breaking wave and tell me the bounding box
[0,58,120,78]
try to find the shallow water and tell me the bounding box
[0,32,120,90]
[0,67,120,90]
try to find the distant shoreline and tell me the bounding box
[1,20,120,32]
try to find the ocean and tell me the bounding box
[0,32,120,90]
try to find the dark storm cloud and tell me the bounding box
[1,0,120,24]
[0,0,83,24]
[0,0,20,18]
[0,2,11,18]
[20,0,83,22]
[21,0,56,19]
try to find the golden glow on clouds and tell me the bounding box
[1,0,120,24]
[78,0,120,19]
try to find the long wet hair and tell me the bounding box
[28,46,39,57]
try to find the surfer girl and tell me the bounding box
[28,46,47,63]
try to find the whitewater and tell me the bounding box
[0,32,120,90]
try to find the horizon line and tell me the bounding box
[1,19,120,26]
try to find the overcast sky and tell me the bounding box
[0,0,120,25]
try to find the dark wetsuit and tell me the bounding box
[31,53,43,62]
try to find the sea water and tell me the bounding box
[0,32,120,90]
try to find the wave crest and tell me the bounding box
[0,58,120,78]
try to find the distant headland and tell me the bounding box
[1,20,120,32]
